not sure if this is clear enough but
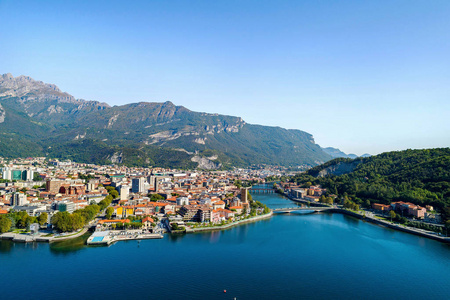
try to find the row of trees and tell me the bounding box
[51,185,121,232]
[319,195,334,205]
[342,198,360,211]
[99,186,120,219]
[0,211,48,233]
[51,204,101,232]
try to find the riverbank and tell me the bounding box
[186,211,273,233]
[285,193,450,243]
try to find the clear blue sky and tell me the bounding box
[1,0,449,155]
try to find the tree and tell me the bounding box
[150,193,164,202]
[445,220,450,236]
[33,173,42,181]
[389,210,396,222]
[247,191,253,203]
[365,199,371,208]
[71,213,85,231]
[105,207,114,219]
[326,197,333,205]
[110,190,119,199]
[37,212,48,226]
[52,211,72,232]
[17,211,32,228]
[0,216,12,233]
[234,179,242,189]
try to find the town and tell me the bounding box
[0,156,447,245]
[0,157,275,244]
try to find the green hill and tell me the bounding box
[290,148,450,220]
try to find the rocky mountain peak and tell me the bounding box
[0,73,73,101]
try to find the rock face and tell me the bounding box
[0,104,5,123]
[191,155,222,170]
[0,73,109,122]
[317,161,361,177]
[109,152,123,164]
[0,73,333,168]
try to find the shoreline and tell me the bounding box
[186,211,273,233]
[0,226,90,243]
[2,193,448,244]
[285,194,450,244]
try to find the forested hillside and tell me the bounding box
[290,148,450,219]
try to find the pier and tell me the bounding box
[87,230,163,245]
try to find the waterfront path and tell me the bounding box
[284,194,450,243]
[186,212,273,233]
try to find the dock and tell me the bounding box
[87,230,163,245]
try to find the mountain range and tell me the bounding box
[321,147,371,159]
[0,73,361,169]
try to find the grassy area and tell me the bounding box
[12,229,29,234]
[54,229,84,238]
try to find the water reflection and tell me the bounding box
[167,232,187,243]
[49,232,91,255]
[0,240,13,253]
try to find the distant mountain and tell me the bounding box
[321,147,369,159]
[0,73,332,169]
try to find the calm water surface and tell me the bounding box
[1,187,449,299]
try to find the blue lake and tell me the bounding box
[1,190,449,299]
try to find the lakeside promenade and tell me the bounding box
[2,193,448,244]
[285,193,450,244]
[186,211,273,233]
[0,226,90,243]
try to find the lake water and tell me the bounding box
[1,187,449,299]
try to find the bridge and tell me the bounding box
[272,207,334,214]
[249,188,276,194]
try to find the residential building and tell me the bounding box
[132,177,145,193]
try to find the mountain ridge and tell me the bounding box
[0,73,333,168]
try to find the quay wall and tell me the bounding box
[284,192,450,244]
[187,212,273,233]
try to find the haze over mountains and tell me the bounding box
[0,73,362,169]
[321,147,371,159]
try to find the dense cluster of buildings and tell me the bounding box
[284,184,328,202]
[0,157,279,230]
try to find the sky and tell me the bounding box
[1,0,449,155]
